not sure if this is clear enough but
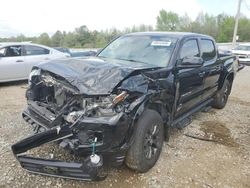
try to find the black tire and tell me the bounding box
[212,79,231,109]
[125,109,164,172]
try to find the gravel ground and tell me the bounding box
[0,67,249,188]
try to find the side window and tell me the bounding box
[200,39,216,61]
[24,45,50,56]
[0,48,6,57]
[0,46,22,57]
[180,39,199,59]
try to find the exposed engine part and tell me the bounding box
[54,85,66,107]
[41,74,57,87]
[28,71,134,124]
[112,91,128,105]
[64,111,84,123]
[64,94,127,123]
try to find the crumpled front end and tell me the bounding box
[12,67,150,180]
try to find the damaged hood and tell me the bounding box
[35,57,159,95]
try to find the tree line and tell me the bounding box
[1,10,250,48]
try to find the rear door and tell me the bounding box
[199,39,221,100]
[175,38,204,117]
[0,45,27,82]
[23,45,50,74]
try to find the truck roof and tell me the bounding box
[125,32,213,40]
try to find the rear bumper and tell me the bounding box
[11,127,106,181]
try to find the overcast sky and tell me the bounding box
[0,0,250,37]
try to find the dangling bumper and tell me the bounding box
[11,127,106,181]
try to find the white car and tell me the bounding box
[231,43,250,63]
[0,42,69,83]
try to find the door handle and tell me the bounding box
[44,58,50,60]
[16,60,24,62]
[198,71,205,77]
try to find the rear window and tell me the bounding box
[200,39,216,61]
[24,45,50,56]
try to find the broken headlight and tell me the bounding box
[28,69,41,85]
[64,91,128,123]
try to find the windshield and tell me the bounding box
[234,45,250,51]
[98,35,177,67]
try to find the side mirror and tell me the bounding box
[177,56,203,69]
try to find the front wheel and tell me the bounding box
[212,80,231,109]
[125,109,164,172]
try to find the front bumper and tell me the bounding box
[22,106,131,156]
[16,155,105,181]
[12,127,106,181]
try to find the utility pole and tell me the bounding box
[232,0,242,48]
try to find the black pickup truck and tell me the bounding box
[12,32,237,181]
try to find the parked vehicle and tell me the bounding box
[231,43,250,64]
[54,47,98,57]
[53,47,71,57]
[0,43,69,83]
[70,50,97,57]
[12,32,237,181]
[219,49,244,71]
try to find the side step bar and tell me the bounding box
[172,98,213,128]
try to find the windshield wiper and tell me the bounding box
[116,58,147,64]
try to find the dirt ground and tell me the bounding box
[0,67,249,188]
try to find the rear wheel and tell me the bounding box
[125,109,164,172]
[212,79,231,109]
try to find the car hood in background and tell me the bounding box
[35,57,159,95]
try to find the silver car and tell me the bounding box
[231,43,250,63]
[0,42,69,82]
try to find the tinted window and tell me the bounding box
[0,45,22,57]
[200,39,216,61]
[180,39,199,59]
[24,45,50,56]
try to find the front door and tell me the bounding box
[175,39,205,117]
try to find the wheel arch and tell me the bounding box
[146,102,171,141]
[146,102,170,124]
[226,72,234,82]
[126,97,171,147]
[218,71,234,92]
[225,72,234,94]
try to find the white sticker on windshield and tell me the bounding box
[151,40,171,47]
